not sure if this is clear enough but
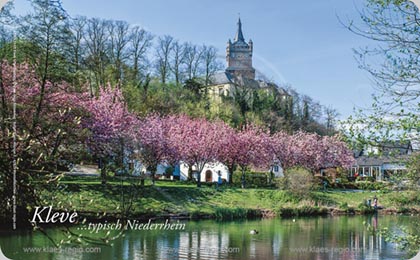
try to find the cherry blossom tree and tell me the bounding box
[234,125,272,188]
[215,123,239,184]
[271,131,354,173]
[166,115,222,187]
[137,115,169,185]
[81,85,138,184]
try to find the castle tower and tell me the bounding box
[226,18,255,80]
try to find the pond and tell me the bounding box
[0,215,417,260]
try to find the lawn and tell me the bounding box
[37,176,420,220]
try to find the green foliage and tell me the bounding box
[357,202,375,214]
[280,167,314,197]
[277,205,328,217]
[393,191,420,206]
[380,223,420,259]
[232,170,272,188]
[406,153,420,188]
[214,207,258,220]
[354,181,388,191]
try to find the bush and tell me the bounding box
[393,191,420,206]
[280,167,314,197]
[357,202,375,214]
[355,181,387,190]
[338,202,355,213]
[277,206,328,217]
[232,170,272,188]
[214,207,260,220]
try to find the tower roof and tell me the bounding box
[234,18,245,43]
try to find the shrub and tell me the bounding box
[357,202,375,214]
[232,170,272,188]
[281,167,314,197]
[277,206,329,217]
[393,191,420,206]
[355,181,387,190]
[214,207,260,220]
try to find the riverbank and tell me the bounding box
[33,176,420,223]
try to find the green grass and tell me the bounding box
[37,176,420,220]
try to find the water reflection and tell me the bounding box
[0,215,415,260]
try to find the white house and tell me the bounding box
[130,159,283,183]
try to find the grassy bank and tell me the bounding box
[37,176,420,221]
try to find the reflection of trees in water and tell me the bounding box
[4,217,413,259]
[108,217,412,260]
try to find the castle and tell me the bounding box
[209,18,288,99]
[226,18,255,80]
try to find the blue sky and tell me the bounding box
[13,0,377,119]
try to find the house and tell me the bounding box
[132,160,283,184]
[348,141,413,181]
[175,162,230,182]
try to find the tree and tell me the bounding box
[137,115,169,185]
[170,40,186,85]
[324,106,339,135]
[235,125,272,188]
[128,25,153,83]
[0,62,85,227]
[65,15,87,89]
[155,35,173,84]
[216,123,271,186]
[271,131,354,173]
[344,0,420,148]
[201,45,222,85]
[216,124,240,184]
[107,20,130,84]
[84,18,109,91]
[184,42,203,80]
[81,85,138,184]
[167,115,221,187]
[19,0,72,134]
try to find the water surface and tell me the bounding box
[0,215,416,260]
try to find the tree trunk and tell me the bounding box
[188,164,193,181]
[101,164,107,185]
[100,158,107,185]
[228,166,234,185]
[151,165,157,186]
[241,167,246,189]
[197,169,201,188]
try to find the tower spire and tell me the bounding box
[234,16,245,42]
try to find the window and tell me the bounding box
[218,88,224,96]
[273,165,279,172]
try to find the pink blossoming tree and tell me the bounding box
[81,85,139,184]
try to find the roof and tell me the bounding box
[209,72,290,96]
[354,155,411,167]
[234,18,245,43]
[210,72,234,85]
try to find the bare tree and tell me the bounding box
[84,18,109,92]
[201,45,222,85]
[324,106,339,134]
[107,20,130,83]
[154,35,173,84]
[170,40,186,85]
[66,16,86,72]
[184,42,203,80]
[128,25,153,82]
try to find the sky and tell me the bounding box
[12,0,379,119]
